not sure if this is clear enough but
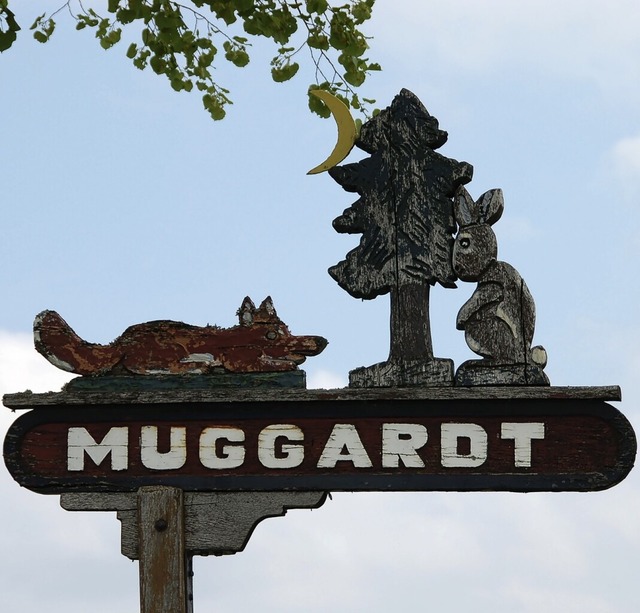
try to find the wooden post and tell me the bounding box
[138,486,191,613]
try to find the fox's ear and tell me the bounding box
[256,296,278,322]
[238,296,256,326]
[259,296,276,316]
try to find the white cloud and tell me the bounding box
[375,0,640,103]
[2,333,640,612]
[609,134,640,200]
[0,331,74,395]
[503,580,615,613]
[306,368,348,389]
[0,332,135,613]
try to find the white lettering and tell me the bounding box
[258,424,304,469]
[317,424,372,468]
[140,426,187,470]
[199,427,245,469]
[382,423,427,468]
[67,427,128,471]
[501,422,545,467]
[441,423,488,468]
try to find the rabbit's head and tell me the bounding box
[452,187,504,281]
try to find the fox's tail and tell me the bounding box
[34,310,118,376]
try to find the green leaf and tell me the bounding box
[352,1,373,24]
[0,29,16,52]
[232,50,250,67]
[33,30,48,44]
[13,0,380,122]
[308,33,329,50]
[117,9,136,24]
[235,0,255,13]
[306,0,329,14]
[150,54,166,74]
[3,6,18,29]
[0,7,19,51]
[203,93,226,120]
[344,69,365,87]
[308,86,332,118]
[271,61,299,82]
[30,14,45,30]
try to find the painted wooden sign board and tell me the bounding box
[4,386,634,495]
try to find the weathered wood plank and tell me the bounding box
[138,486,189,613]
[3,385,622,408]
[61,491,327,559]
[8,398,634,494]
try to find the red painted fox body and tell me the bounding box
[34,297,327,376]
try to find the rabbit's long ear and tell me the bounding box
[454,186,480,226]
[478,189,504,225]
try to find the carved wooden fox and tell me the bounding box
[34,297,327,376]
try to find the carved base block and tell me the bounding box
[65,371,306,392]
[455,360,550,386]
[349,357,454,388]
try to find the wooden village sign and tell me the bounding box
[3,89,636,612]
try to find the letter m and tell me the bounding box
[67,427,129,471]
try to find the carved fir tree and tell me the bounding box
[329,89,473,386]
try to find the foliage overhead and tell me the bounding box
[0,0,379,121]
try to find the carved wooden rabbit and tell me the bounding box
[452,186,548,385]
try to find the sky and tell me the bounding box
[1,0,640,611]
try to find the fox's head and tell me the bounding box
[236,297,327,363]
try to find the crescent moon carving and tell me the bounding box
[307,90,357,175]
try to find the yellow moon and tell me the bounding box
[307,90,357,175]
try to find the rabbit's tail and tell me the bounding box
[529,345,548,368]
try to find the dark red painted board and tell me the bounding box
[4,398,635,494]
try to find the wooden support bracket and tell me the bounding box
[61,490,327,559]
[61,490,326,613]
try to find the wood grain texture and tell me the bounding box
[452,186,549,385]
[5,392,634,494]
[3,385,622,408]
[33,297,326,376]
[349,356,454,388]
[328,88,473,386]
[138,486,189,613]
[61,491,327,559]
